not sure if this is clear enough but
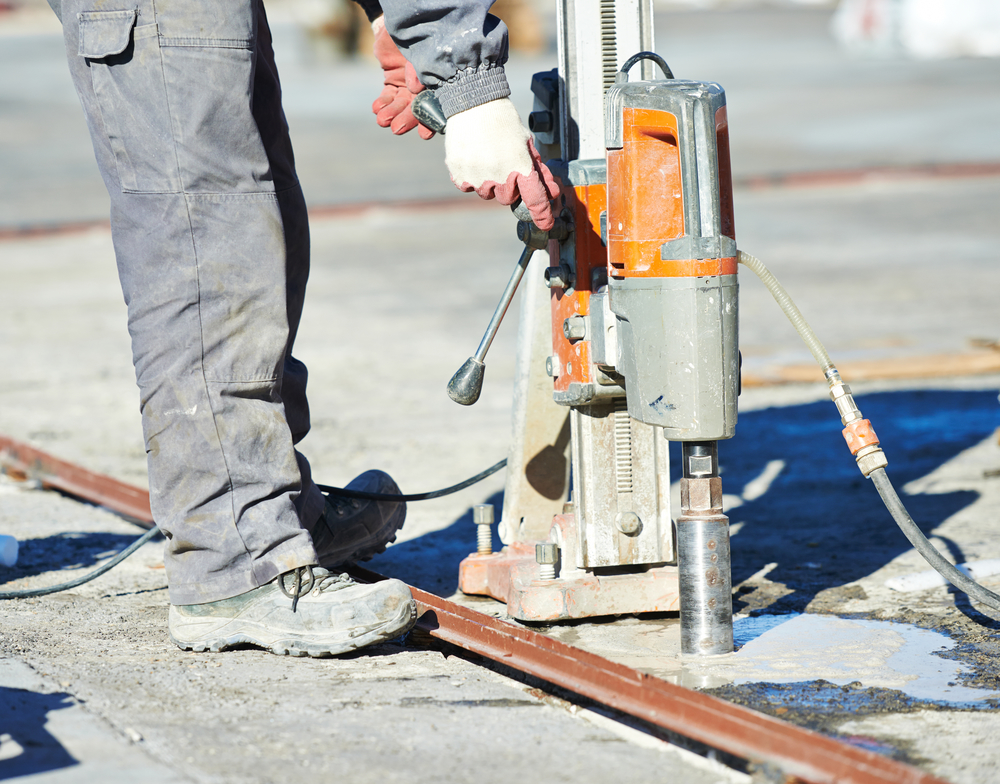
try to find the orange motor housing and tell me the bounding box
[604,78,740,440]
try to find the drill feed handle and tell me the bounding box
[447,245,536,406]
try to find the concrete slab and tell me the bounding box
[3,189,999,780]
[0,481,745,784]
[0,658,189,783]
[2,3,1000,781]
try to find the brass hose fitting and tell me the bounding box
[825,369,888,477]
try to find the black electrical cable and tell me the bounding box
[316,458,507,502]
[619,51,674,80]
[0,526,161,600]
[0,458,507,600]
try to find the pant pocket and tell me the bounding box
[79,9,181,193]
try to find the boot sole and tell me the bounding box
[169,600,417,658]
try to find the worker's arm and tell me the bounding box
[370,16,434,139]
[359,0,559,229]
[369,0,508,116]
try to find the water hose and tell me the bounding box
[869,468,1000,610]
[738,250,1000,613]
[736,251,834,375]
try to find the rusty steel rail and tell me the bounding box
[0,436,946,784]
[352,566,943,784]
[0,435,153,525]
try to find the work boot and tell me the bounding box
[310,470,406,568]
[168,566,417,657]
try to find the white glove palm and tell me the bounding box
[444,98,560,230]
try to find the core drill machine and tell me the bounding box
[447,0,739,656]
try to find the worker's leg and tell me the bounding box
[58,0,324,604]
[248,7,407,569]
[252,3,324,518]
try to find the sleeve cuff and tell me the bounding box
[436,65,511,118]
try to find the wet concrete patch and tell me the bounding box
[718,614,1000,703]
[705,680,937,765]
[704,612,1000,766]
[707,678,996,724]
[869,605,1000,694]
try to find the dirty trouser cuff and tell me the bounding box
[167,537,319,606]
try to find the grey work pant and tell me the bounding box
[53,0,325,604]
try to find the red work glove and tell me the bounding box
[371,17,434,140]
[444,98,560,230]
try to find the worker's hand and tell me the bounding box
[371,16,434,140]
[445,98,560,230]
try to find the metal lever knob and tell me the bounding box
[447,201,549,406]
[448,243,536,405]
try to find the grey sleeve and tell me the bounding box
[379,0,511,117]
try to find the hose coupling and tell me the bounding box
[844,419,888,476]
[828,371,888,476]
[854,443,889,477]
[827,370,862,426]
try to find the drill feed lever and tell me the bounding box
[448,244,536,405]
[448,199,555,406]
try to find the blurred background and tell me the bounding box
[1,0,998,496]
[3,0,1000,230]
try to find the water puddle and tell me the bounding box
[704,613,997,704]
[529,608,998,709]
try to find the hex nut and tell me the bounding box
[528,110,553,133]
[535,542,559,565]
[544,265,572,289]
[563,316,587,341]
[857,449,889,477]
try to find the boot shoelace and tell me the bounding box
[277,565,353,612]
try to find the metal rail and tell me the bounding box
[353,566,942,784]
[0,435,153,525]
[0,435,947,784]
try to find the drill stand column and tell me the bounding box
[456,247,680,621]
[459,2,736,653]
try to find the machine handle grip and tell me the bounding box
[411,90,447,135]
[617,51,674,81]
